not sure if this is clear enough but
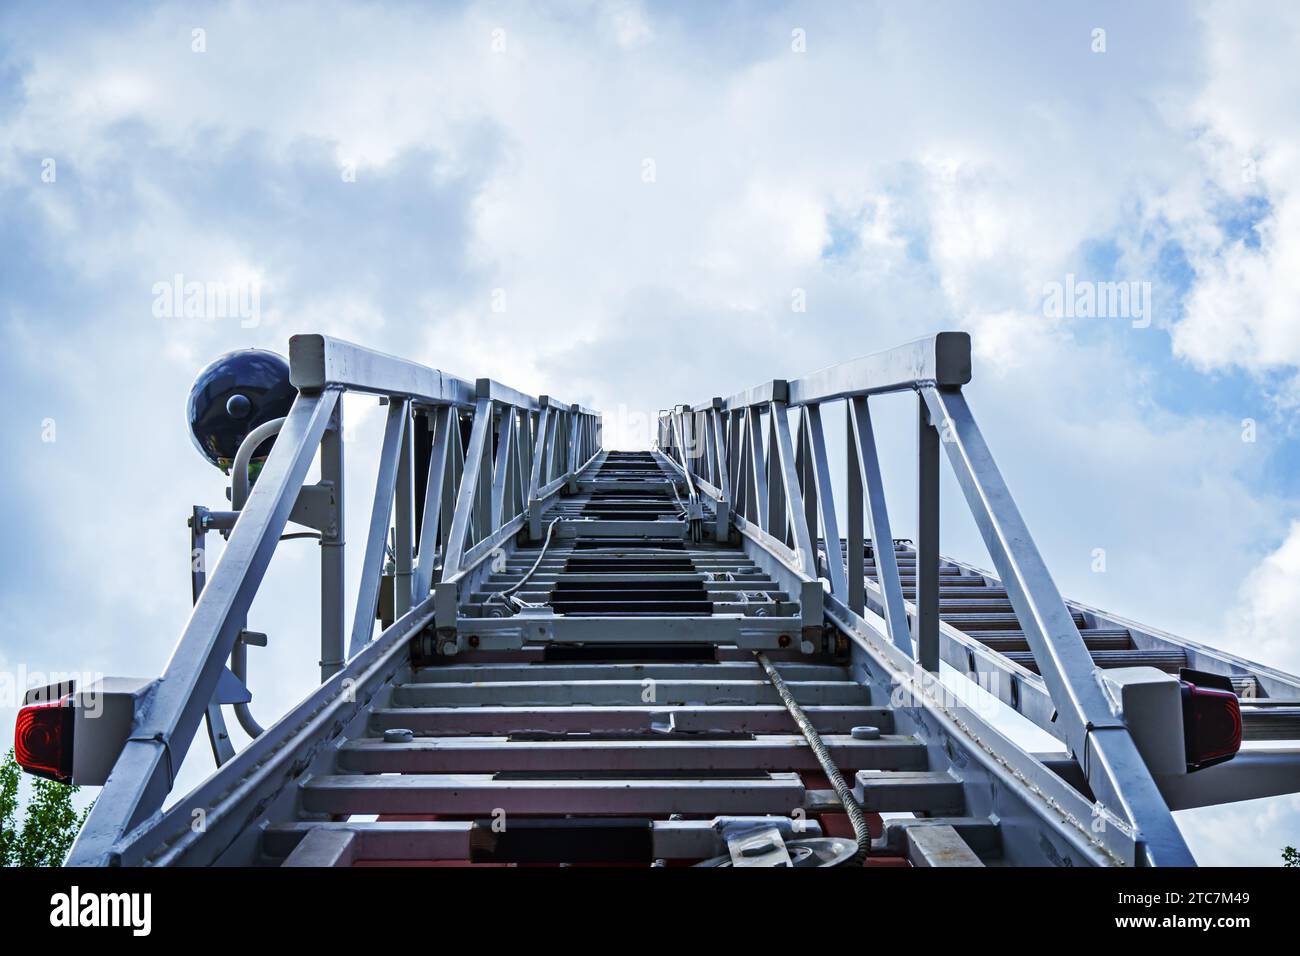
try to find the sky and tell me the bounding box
[1,0,1298,865]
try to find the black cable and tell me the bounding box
[486,516,564,611]
[754,650,870,866]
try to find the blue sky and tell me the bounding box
[1,0,1298,865]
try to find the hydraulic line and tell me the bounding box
[487,516,564,612]
[754,650,870,866]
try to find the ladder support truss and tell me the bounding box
[62,330,1300,868]
[67,336,598,866]
[659,332,1211,866]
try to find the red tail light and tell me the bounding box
[1180,674,1242,772]
[14,699,74,782]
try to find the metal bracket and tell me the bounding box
[714,817,808,868]
[289,480,338,534]
[214,666,252,705]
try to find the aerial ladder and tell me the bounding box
[14,332,1300,867]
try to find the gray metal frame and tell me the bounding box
[67,329,1300,868]
[660,332,1196,866]
[67,335,598,866]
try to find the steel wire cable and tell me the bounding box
[754,650,870,866]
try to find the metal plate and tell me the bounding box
[694,837,858,868]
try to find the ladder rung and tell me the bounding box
[370,704,895,736]
[409,662,849,683]
[392,679,869,707]
[338,734,928,773]
[1003,649,1186,673]
[299,773,807,816]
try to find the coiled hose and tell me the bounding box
[754,650,870,866]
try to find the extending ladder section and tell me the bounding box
[847,540,1300,746]
[57,332,1300,868]
[268,452,992,867]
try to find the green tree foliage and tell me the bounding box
[0,750,18,865]
[1284,846,1299,868]
[0,749,90,867]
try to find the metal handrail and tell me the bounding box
[659,331,1195,866]
[67,334,602,866]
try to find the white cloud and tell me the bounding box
[1166,2,1300,383]
[2,0,1299,864]
[1220,520,1300,674]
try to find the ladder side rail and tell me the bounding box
[848,395,913,655]
[694,408,710,485]
[915,395,942,672]
[445,409,467,549]
[709,404,732,537]
[542,407,560,488]
[685,408,699,481]
[694,409,708,485]
[734,410,752,522]
[471,406,493,549]
[745,405,770,530]
[803,403,849,599]
[490,407,515,529]
[119,597,436,867]
[566,406,581,490]
[793,408,814,556]
[826,589,1138,866]
[411,405,455,603]
[581,409,595,469]
[319,401,346,682]
[289,334,477,406]
[442,397,493,579]
[448,384,590,576]
[67,388,342,866]
[393,403,415,619]
[921,384,1194,866]
[845,407,865,617]
[853,548,1062,733]
[527,405,552,539]
[768,400,817,579]
[727,408,743,509]
[510,407,528,520]
[705,404,723,494]
[682,332,1193,864]
[528,406,552,501]
[703,408,803,578]
[74,337,573,864]
[763,407,782,539]
[348,398,410,657]
[71,335,594,865]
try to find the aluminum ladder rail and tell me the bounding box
[66,331,1291,867]
[662,331,1210,867]
[847,541,1300,810]
[86,450,1004,867]
[65,335,599,866]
